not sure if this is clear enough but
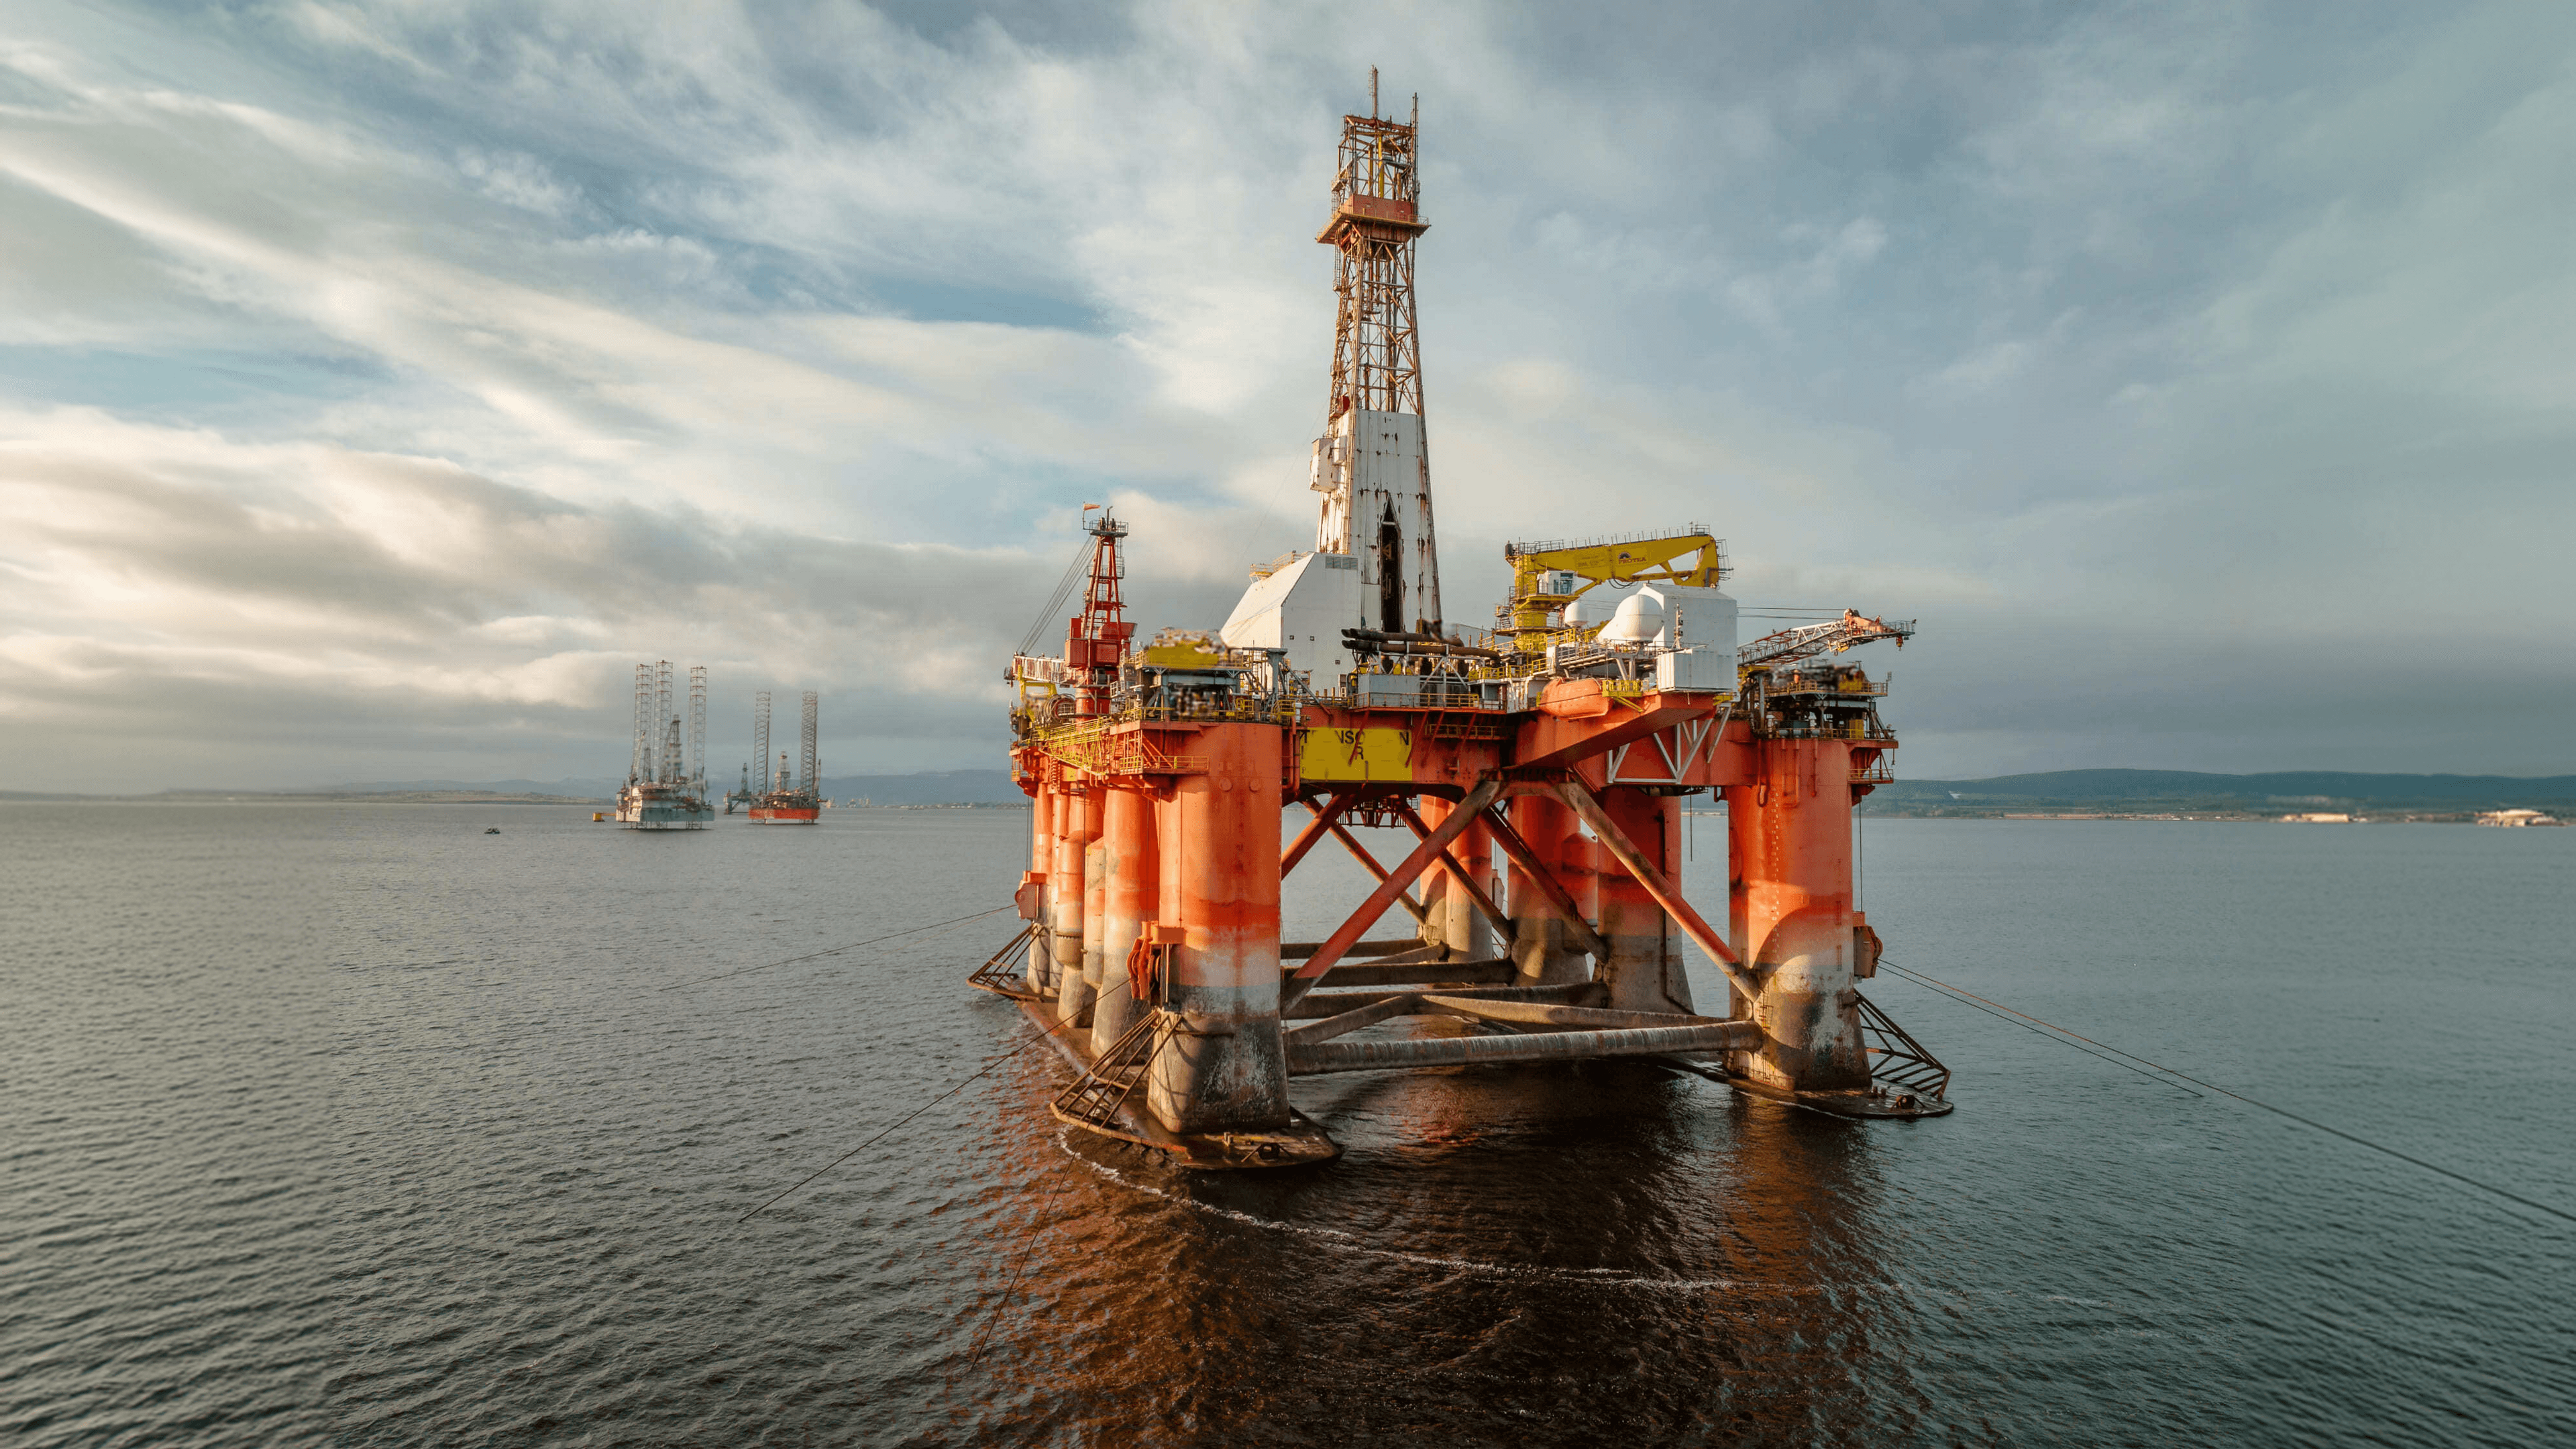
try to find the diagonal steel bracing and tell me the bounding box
[1324,819,1432,925]
[1551,778,1769,1009]
[1282,791,1356,877]
[1475,801,1614,960]
[1390,798,1516,946]
[1281,777,1506,1011]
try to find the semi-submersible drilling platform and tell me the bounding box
[979,87,1951,1168]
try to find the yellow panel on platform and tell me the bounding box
[1299,727,1414,782]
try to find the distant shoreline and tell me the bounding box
[0,790,604,805]
[0,791,1032,807]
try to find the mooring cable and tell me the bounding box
[1882,959,2216,1087]
[965,1167,1077,1364]
[1880,959,2576,1228]
[738,1008,1081,1223]
[1877,959,2200,1100]
[663,905,1013,991]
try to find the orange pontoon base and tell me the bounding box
[1013,995,1342,1169]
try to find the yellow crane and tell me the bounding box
[1497,525,1725,655]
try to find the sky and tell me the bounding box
[2,1,2571,792]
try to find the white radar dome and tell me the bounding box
[1597,589,1667,645]
[1564,585,1630,627]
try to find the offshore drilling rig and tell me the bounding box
[979,82,1949,1168]
[743,690,824,824]
[616,661,713,830]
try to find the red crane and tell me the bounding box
[1067,508,1132,717]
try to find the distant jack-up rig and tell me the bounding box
[616,661,714,830]
[735,690,824,824]
[978,77,1947,1168]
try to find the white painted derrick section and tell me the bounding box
[1221,550,1360,683]
[1314,409,1442,635]
[1226,405,1444,678]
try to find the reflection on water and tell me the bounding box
[3,804,2569,1446]
[955,1038,1931,1445]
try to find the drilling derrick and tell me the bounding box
[614,659,715,830]
[1068,511,1132,717]
[984,77,1952,1173]
[1222,72,1440,678]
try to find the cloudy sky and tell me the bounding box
[3,1,2570,792]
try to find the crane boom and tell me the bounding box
[1497,526,1725,650]
[1738,610,1915,674]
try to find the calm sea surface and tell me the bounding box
[3,802,2571,1446]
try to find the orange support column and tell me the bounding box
[1090,785,1159,1053]
[1723,739,1868,1092]
[1507,791,1592,985]
[1595,786,1697,1015]
[1415,796,1495,959]
[1051,782,1098,1010]
[1146,723,1291,1133]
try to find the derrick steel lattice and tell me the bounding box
[753,692,771,792]
[1067,513,1132,718]
[631,663,653,782]
[799,692,819,793]
[1309,72,1444,635]
[689,665,708,793]
[1324,78,1426,417]
[653,660,678,783]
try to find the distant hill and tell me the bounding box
[177,787,600,804]
[325,777,621,799]
[315,769,1031,806]
[1871,769,2576,816]
[13,767,2564,815]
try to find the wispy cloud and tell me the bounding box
[1,1,2571,788]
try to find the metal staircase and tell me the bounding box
[1854,991,1951,1104]
[1050,1010,1175,1130]
[966,924,1038,998]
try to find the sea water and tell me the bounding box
[3,802,2569,1445]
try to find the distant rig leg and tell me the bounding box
[1503,791,1593,986]
[1415,797,1497,960]
[1597,787,1697,1016]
